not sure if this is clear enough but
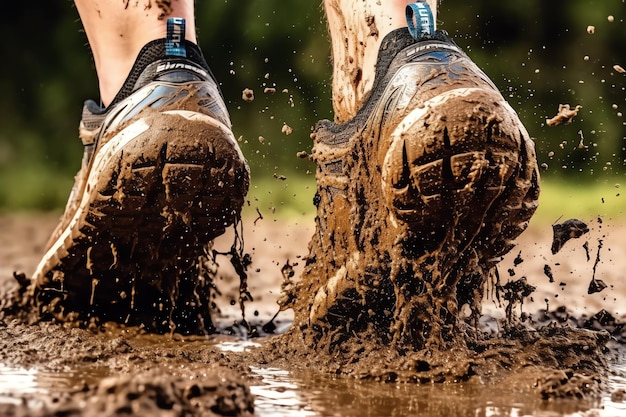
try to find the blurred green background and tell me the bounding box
[0,0,624,217]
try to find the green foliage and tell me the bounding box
[0,0,624,210]
[440,0,626,179]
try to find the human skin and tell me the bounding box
[73,0,196,106]
[324,0,439,122]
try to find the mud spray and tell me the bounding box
[260,90,609,400]
[1,2,625,416]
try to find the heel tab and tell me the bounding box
[166,17,187,57]
[406,2,436,40]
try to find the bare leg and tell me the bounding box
[33,1,250,334]
[74,0,197,106]
[324,0,438,122]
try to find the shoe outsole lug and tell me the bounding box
[303,40,541,349]
[33,111,248,334]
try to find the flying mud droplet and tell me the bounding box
[588,278,608,295]
[583,241,591,261]
[586,25,595,35]
[551,218,590,254]
[276,260,297,312]
[577,130,588,149]
[281,124,293,136]
[296,151,309,159]
[500,277,536,321]
[543,264,555,283]
[264,87,276,95]
[258,136,265,144]
[588,239,606,295]
[273,173,287,181]
[607,15,615,23]
[613,64,626,74]
[242,88,255,102]
[546,104,582,126]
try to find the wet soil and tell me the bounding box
[0,213,625,416]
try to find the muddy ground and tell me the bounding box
[0,212,625,416]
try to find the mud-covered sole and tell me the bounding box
[308,87,539,332]
[381,88,539,254]
[33,110,249,333]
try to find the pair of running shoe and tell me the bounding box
[29,4,539,334]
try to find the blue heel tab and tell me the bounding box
[406,2,436,40]
[166,17,187,57]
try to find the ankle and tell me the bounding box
[74,0,197,107]
[325,0,438,122]
[97,58,136,107]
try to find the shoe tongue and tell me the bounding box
[105,18,209,110]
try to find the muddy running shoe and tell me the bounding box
[31,18,249,334]
[301,4,539,348]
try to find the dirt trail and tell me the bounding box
[0,213,625,415]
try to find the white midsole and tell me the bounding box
[32,119,150,281]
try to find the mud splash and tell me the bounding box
[1,213,625,416]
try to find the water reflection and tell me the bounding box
[247,363,626,417]
[0,364,99,396]
[0,363,102,407]
[251,367,316,417]
[0,358,623,417]
[0,364,38,397]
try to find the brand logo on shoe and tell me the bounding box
[406,2,436,39]
[405,43,459,59]
[166,17,187,57]
[156,62,209,79]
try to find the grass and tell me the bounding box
[533,177,625,224]
[242,174,317,222]
[0,167,75,212]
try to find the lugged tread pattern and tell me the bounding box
[295,29,541,351]
[34,111,248,334]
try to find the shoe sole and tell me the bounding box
[308,87,539,329]
[381,87,538,253]
[33,109,249,332]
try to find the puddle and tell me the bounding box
[0,340,624,417]
[0,363,106,408]
[249,361,626,417]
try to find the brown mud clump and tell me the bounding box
[551,218,589,254]
[546,103,582,126]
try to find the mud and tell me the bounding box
[551,218,590,254]
[1,213,625,415]
[546,104,583,126]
